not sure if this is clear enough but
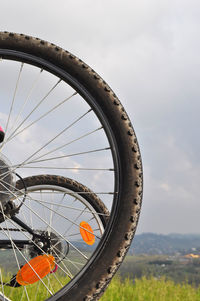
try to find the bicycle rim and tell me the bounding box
[0,32,143,301]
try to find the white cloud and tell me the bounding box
[0,0,200,234]
[160,183,170,192]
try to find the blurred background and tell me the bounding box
[1,0,199,235]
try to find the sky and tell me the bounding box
[0,0,200,234]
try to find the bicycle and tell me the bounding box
[0,31,143,301]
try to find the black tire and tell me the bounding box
[16,174,110,229]
[1,175,109,298]
[0,32,143,301]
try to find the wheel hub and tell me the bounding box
[30,231,69,263]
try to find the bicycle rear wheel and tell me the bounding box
[0,32,143,300]
[0,175,109,301]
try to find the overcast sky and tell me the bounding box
[1,0,200,234]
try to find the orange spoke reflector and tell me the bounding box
[80,221,95,245]
[16,255,55,286]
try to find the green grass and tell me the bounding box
[101,276,200,301]
[0,270,69,301]
[2,273,200,300]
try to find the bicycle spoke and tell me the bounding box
[29,196,101,239]
[4,78,62,144]
[61,206,87,240]
[21,201,89,260]
[30,126,102,163]
[0,182,89,264]
[20,166,114,171]
[29,198,34,230]
[0,179,100,277]
[0,203,30,301]
[22,147,110,166]
[15,109,92,169]
[47,194,53,237]
[7,91,78,144]
[4,214,73,280]
[0,269,5,299]
[41,190,48,228]
[34,282,40,301]
[0,30,143,301]
[25,197,109,217]
[50,245,73,279]
[0,228,53,296]
[0,176,110,214]
[50,191,66,222]
[1,63,24,152]
[0,176,115,198]
[6,69,43,141]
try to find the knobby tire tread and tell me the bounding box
[16,175,109,228]
[0,32,143,301]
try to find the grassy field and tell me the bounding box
[2,252,200,300]
[101,276,200,301]
[2,275,200,300]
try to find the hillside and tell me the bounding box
[130,233,200,255]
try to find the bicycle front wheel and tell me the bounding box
[0,32,143,300]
